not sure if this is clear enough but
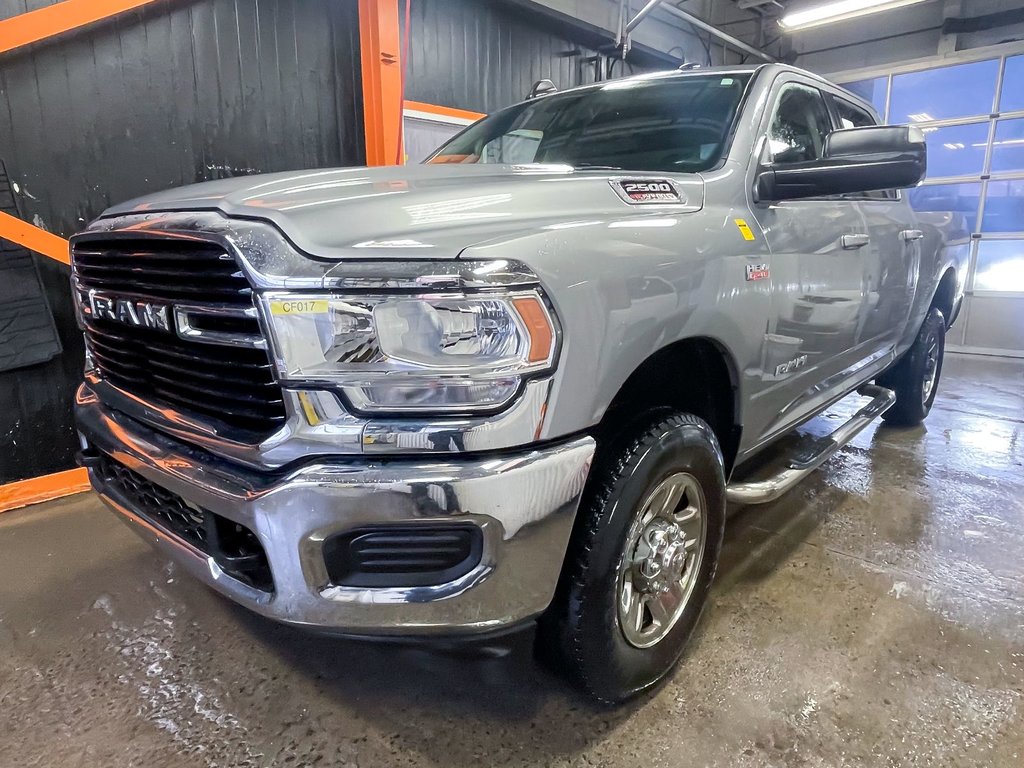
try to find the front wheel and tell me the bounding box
[537,412,726,704]
[879,307,946,426]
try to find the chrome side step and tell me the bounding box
[726,384,896,506]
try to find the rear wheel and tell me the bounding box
[537,412,726,704]
[879,307,946,426]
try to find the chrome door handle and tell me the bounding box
[841,234,870,249]
[900,229,924,241]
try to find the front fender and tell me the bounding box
[459,203,770,446]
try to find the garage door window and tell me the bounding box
[920,122,989,179]
[980,179,1024,233]
[889,58,999,123]
[974,240,1024,293]
[908,182,982,227]
[1000,55,1024,112]
[990,118,1024,175]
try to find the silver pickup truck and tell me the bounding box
[71,64,967,703]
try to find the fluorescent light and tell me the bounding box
[779,0,932,30]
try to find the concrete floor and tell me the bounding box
[1,353,1022,768]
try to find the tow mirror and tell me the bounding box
[527,79,557,100]
[756,125,927,202]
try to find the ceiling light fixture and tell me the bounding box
[779,0,933,30]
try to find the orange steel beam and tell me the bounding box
[0,468,90,514]
[358,0,403,166]
[0,210,69,264]
[0,0,161,56]
[404,100,485,123]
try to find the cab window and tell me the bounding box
[834,98,876,129]
[765,83,833,165]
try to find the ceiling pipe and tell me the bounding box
[625,0,666,34]
[661,4,777,62]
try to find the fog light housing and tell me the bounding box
[322,524,484,588]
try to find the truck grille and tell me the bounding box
[73,239,287,439]
[74,239,253,305]
[94,451,274,593]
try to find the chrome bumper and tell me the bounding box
[75,385,595,635]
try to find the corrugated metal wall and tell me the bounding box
[405,0,662,114]
[0,0,363,483]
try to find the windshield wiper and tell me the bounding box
[571,163,623,171]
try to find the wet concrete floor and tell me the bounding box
[1,353,1022,767]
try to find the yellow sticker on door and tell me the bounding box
[270,299,329,315]
[734,218,756,241]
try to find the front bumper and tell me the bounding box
[76,384,595,635]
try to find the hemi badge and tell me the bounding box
[746,263,770,281]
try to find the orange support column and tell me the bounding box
[358,0,404,166]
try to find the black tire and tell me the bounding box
[879,307,946,427]
[537,412,726,704]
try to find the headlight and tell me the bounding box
[261,290,557,414]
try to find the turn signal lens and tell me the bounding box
[511,295,554,363]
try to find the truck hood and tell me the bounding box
[101,164,705,260]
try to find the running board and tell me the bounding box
[726,384,896,505]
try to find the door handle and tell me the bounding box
[841,234,870,249]
[900,229,925,242]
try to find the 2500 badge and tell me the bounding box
[612,179,683,205]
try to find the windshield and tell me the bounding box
[427,73,752,173]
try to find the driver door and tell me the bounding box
[748,79,873,443]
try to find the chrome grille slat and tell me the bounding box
[73,238,286,439]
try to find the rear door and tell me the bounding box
[746,78,874,445]
[828,93,920,354]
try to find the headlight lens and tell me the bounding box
[262,291,556,413]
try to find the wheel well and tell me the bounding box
[931,268,957,326]
[596,338,741,474]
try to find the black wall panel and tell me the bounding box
[0,0,363,238]
[0,0,363,483]
[404,0,659,115]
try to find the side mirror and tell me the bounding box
[756,125,927,202]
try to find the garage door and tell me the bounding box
[840,48,1024,357]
